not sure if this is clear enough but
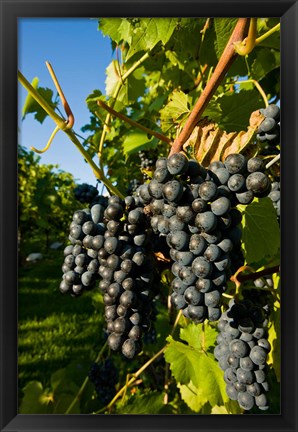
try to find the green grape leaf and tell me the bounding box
[126,18,178,60]
[22,77,58,123]
[117,391,164,414]
[105,62,145,104]
[99,18,131,44]
[160,90,190,131]
[165,323,228,412]
[122,130,158,155]
[214,18,238,58]
[19,381,54,414]
[213,90,262,132]
[238,197,280,265]
[251,48,280,81]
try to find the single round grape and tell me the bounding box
[106,254,121,270]
[204,244,221,262]
[163,180,184,202]
[255,393,268,408]
[104,237,120,255]
[107,333,123,351]
[236,368,254,385]
[134,234,147,246]
[247,382,262,397]
[167,231,189,251]
[246,172,271,195]
[107,282,122,299]
[130,312,142,326]
[73,210,88,225]
[249,346,267,365]
[224,153,246,174]
[184,286,203,306]
[237,391,254,411]
[195,278,213,293]
[155,157,168,169]
[204,290,221,308]
[208,307,221,321]
[187,305,207,322]
[105,305,118,321]
[154,167,171,183]
[132,251,146,266]
[240,356,254,371]
[235,190,254,205]
[229,339,249,358]
[192,256,213,278]
[171,278,188,295]
[192,198,208,213]
[195,211,217,233]
[148,179,164,199]
[59,280,71,293]
[189,234,207,256]
[113,317,130,334]
[259,117,276,133]
[167,152,189,175]
[119,291,136,308]
[247,157,265,173]
[114,270,127,284]
[214,255,231,272]
[138,184,152,203]
[175,251,194,266]
[227,174,246,192]
[104,204,123,221]
[225,383,238,401]
[257,339,271,352]
[234,381,246,392]
[171,293,187,310]
[128,208,143,224]
[178,266,196,285]
[199,181,218,201]
[162,203,176,218]
[253,327,267,339]
[214,343,229,360]
[169,215,185,232]
[217,238,233,253]
[122,339,141,359]
[201,230,222,244]
[212,167,230,185]
[128,325,142,340]
[224,368,237,383]
[227,354,240,369]
[210,196,231,216]
[224,324,240,339]
[150,198,164,214]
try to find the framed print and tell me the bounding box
[1,1,298,431]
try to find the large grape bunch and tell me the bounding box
[99,195,159,359]
[59,202,108,296]
[214,295,272,411]
[135,152,271,323]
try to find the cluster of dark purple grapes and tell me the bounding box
[133,152,271,323]
[88,358,118,404]
[139,149,158,180]
[74,183,99,204]
[214,296,271,411]
[268,180,280,220]
[59,203,107,296]
[256,104,280,146]
[100,196,159,359]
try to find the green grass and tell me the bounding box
[18,249,106,394]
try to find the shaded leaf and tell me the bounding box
[214,18,238,58]
[19,381,54,414]
[117,391,164,414]
[122,130,158,155]
[238,198,280,265]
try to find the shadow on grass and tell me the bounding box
[18,251,105,394]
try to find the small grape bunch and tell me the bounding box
[256,104,280,146]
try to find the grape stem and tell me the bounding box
[265,153,280,169]
[233,18,257,56]
[169,18,250,156]
[231,264,280,284]
[97,99,172,144]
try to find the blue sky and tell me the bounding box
[18,18,114,186]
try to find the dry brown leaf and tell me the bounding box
[185,109,265,167]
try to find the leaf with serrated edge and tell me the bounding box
[165,323,228,412]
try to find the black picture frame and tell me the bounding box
[1,1,297,431]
